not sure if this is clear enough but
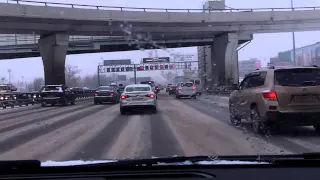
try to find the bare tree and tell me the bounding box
[65,64,81,87]
[32,78,44,91]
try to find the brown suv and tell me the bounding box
[229,66,320,134]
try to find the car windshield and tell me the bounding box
[96,86,113,91]
[2,0,320,167]
[275,68,320,86]
[125,86,150,92]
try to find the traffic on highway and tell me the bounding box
[2,0,320,178]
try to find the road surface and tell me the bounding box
[0,92,318,161]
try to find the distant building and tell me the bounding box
[238,59,261,77]
[269,56,293,67]
[275,42,320,66]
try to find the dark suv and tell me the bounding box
[40,84,76,107]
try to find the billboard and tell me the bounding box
[104,59,131,65]
[117,75,126,81]
[142,57,170,63]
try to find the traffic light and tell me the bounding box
[169,64,173,69]
[139,66,144,70]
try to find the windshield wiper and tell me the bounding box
[0,160,40,170]
[76,153,320,167]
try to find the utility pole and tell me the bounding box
[7,69,12,84]
[291,0,296,66]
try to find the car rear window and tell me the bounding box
[275,68,320,86]
[126,87,151,92]
[184,83,193,87]
[97,86,112,91]
[43,86,62,91]
[0,86,9,90]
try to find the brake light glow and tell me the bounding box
[94,93,98,97]
[170,88,173,90]
[262,91,277,100]
[192,86,196,90]
[146,94,155,98]
[178,87,182,90]
[121,95,128,99]
[110,92,114,97]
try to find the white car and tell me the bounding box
[120,84,157,115]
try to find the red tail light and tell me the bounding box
[121,95,128,99]
[146,94,155,98]
[178,87,182,90]
[262,91,277,100]
[94,93,98,97]
[192,86,196,90]
[170,88,173,90]
[110,92,114,97]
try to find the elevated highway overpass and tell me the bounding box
[1,0,320,86]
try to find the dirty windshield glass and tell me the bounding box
[2,0,320,167]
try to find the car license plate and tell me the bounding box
[132,96,142,100]
[292,95,318,103]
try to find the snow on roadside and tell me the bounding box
[41,160,116,166]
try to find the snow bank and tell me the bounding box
[41,160,116,166]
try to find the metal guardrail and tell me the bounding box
[0,34,121,46]
[0,90,94,109]
[3,0,320,12]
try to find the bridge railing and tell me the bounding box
[0,34,119,46]
[3,0,320,12]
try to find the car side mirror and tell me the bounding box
[231,84,239,90]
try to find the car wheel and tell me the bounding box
[62,98,68,106]
[41,103,46,107]
[151,107,157,114]
[176,95,180,99]
[120,108,126,115]
[71,100,75,105]
[229,102,241,125]
[192,95,196,99]
[313,125,320,133]
[94,101,98,105]
[251,107,270,134]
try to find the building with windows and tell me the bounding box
[272,42,320,67]
[238,59,261,78]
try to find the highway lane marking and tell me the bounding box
[0,101,94,133]
[0,104,120,161]
[0,104,110,155]
[104,114,147,159]
[69,106,131,160]
[165,98,289,155]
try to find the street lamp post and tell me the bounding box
[291,0,296,66]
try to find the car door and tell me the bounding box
[238,72,267,119]
[235,77,251,118]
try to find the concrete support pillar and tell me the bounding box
[211,33,252,86]
[39,34,69,85]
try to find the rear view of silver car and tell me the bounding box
[120,84,157,115]
[176,82,197,99]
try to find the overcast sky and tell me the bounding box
[1,0,320,82]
